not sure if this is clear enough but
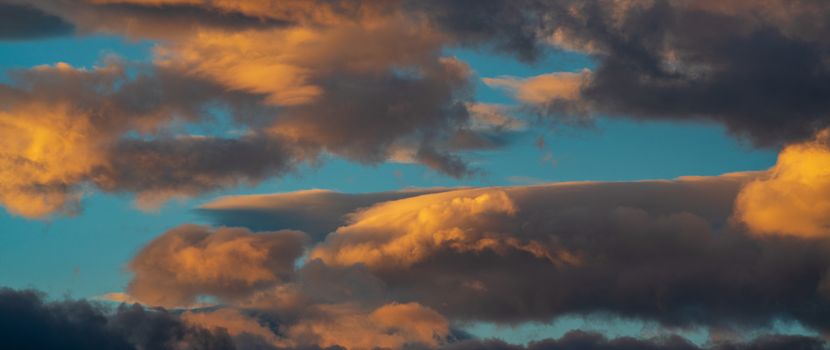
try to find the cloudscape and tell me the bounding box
[2,1,830,349]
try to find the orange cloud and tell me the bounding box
[483,70,591,105]
[0,102,106,217]
[128,225,307,307]
[310,189,524,269]
[153,16,446,106]
[285,302,449,350]
[154,28,323,106]
[735,131,830,237]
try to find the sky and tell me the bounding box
[2,1,830,350]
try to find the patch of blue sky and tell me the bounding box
[0,191,203,300]
[464,316,704,346]
[466,316,818,347]
[0,34,153,82]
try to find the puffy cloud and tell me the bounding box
[0,61,304,217]
[311,175,750,271]
[124,224,450,349]
[309,190,525,269]
[127,225,308,307]
[735,131,830,237]
[0,288,236,350]
[0,102,104,217]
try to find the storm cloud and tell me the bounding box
[0,2,73,40]
[0,288,235,350]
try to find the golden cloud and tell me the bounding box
[735,131,830,237]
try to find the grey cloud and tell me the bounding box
[0,288,235,350]
[0,2,73,40]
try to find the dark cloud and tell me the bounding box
[578,1,830,146]
[98,136,299,208]
[467,0,830,146]
[406,0,557,62]
[5,285,825,350]
[0,288,235,350]
[271,58,476,175]
[0,2,73,40]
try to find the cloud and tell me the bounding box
[0,2,73,40]
[127,225,308,307]
[484,71,589,105]
[301,172,830,331]
[182,308,282,346]
[117,163,830,346]
[5,285,829,350]
[480,0,830,145]
[483,70,592,123]
[137,170,830,333]
[0,52,492,218]
[10,0,830,218]
[284,302,449,350]
[0,3,522,217]
[121,135,830,339]
[0,288,235,350]
[0,101,104,217]
[0,61,303,217]
[735,131,830,237]
[199,188,453,239]
[14,0,830,149]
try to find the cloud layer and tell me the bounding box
[5,0,830,216]
[110,135,830,348]
[0,288,235,350]
[104,148,828,349]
